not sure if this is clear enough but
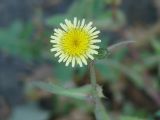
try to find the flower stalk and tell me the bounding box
[89,61,109,120]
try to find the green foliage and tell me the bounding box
[46,0,125,31]
[32,81,105,100]
[96,59,145,88]
[0,21,43,61]
[1,0,157,119]
[151,38,160,54]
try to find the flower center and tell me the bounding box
[73,39,79,47]
[60,28,90,56]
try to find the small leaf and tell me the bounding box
[96,85,105,98]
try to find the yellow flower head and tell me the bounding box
[50,17,101,67]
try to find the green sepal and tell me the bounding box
[94,48,110,59]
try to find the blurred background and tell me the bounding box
[0,0,160,120]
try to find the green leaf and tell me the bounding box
[120,116,145,120]
[151,38,160,54]
[32,82,93,100]
[0,21,42,61]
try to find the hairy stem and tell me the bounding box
[89,61,109,120]
[89,62,97,96]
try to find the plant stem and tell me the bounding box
[89,61,109,120]
[89,61,97,96]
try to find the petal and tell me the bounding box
[54,28,63,34]
[80,56,87,65]
[89,49,98,54]
[91,39,101,43]
[65,19,72,27]
[90,45,100,49]
[50,39,59,43]
[85,22,93,30]
[63,56,69,62]
[90,39,101,44]
[72,57,76,67]
[89,27,96,33]
[58,54,66,63]
[76,57,83,67]
[50,35,57,40]
[73,17,77,27]
[50,48,60,52]
[55,51,62,57]
[91,30,100,36]
[91,35,98,39]
[86,53,94,60]
[60,23,68,31]
[52,44,60,47]
[77,20,80,28]
[65,56,72,66]
[80,19,85,28]
[86,22,93,28]
[54,29,65,38]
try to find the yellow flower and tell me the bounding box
[50,17,101,67]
